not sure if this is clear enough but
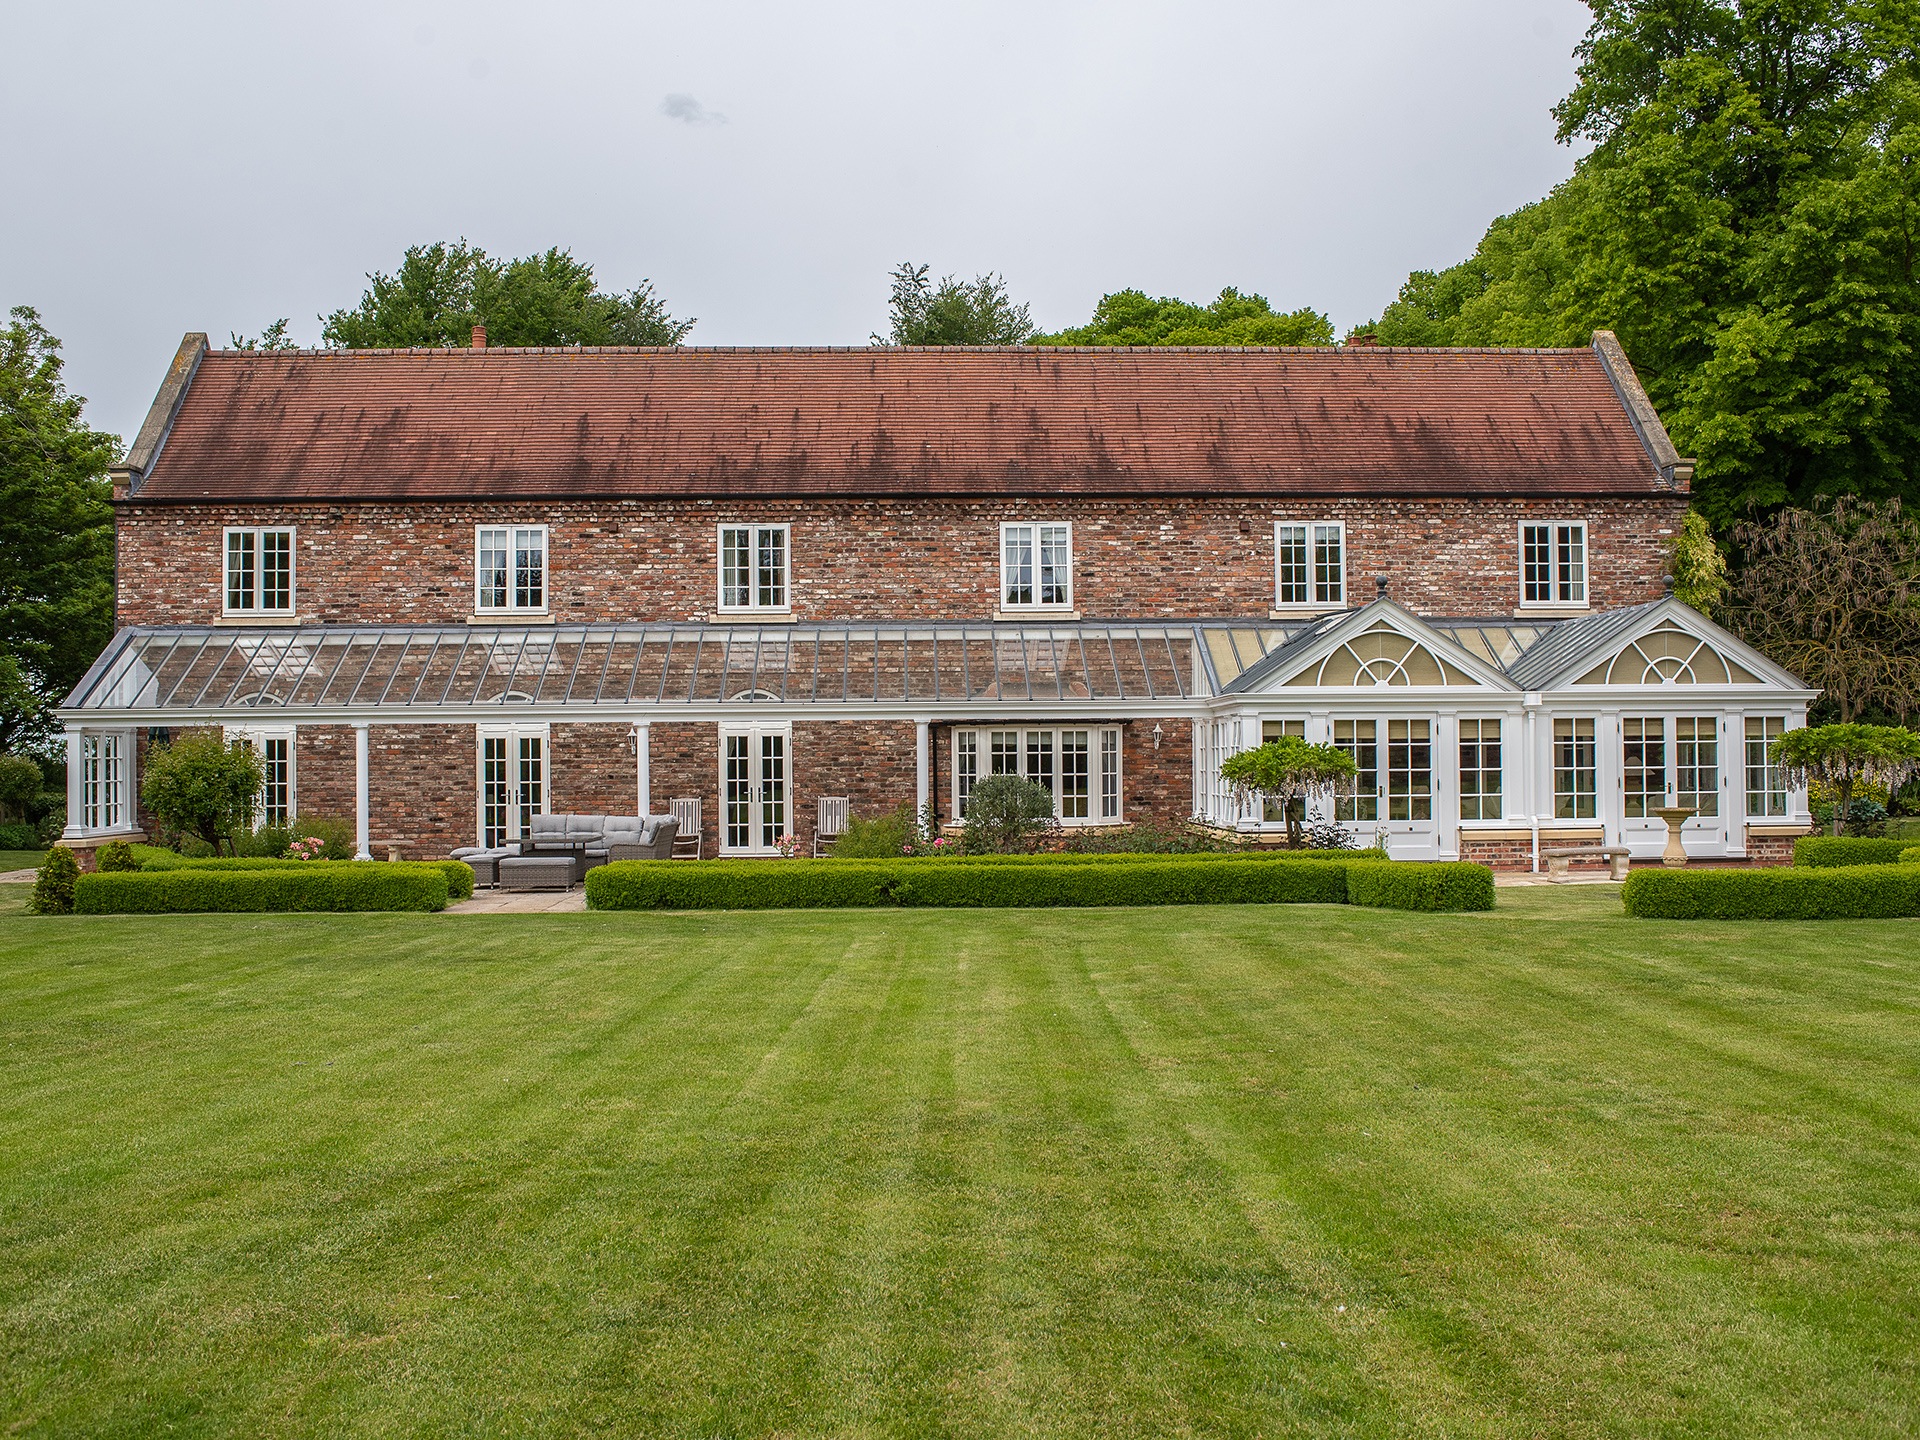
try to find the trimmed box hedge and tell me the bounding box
[136,853,474,900]
[1790,836,1914,868]
[1903,847,1920,866]
[586,856,1493,913]
[1622,864,1920,920]
[74,864,451,915]
[877,848,1388,866]
[1345,860,1496,913]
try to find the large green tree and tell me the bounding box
[0,307,118,751]
[873,263,1035,345]
[1368,1,1920,526]
[1034,287,1334,347]
[321,242,694,349]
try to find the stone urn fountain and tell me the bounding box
[1651,806,1697,867]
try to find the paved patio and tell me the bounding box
[448,887,589,914]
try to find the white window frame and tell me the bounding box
[1456,715,1505,823]
[79,731,130,832]
[951,725,1121,825]
[1744,714,1789,819]
[225,725,297,827]
[476,723,550,848]
[223,526,296,615]
[999,522,1073,612]
[1274,521,1346,608]
[1519,520,1588,608]
[474,525,549,615]
[716,523,791,614]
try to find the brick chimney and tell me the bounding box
[471,325,487,349]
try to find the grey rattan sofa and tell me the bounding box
[451,812,680,888]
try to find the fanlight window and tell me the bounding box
[1575,622,1761,685]
[1286,623,1478,687]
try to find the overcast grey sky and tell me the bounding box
[4,0,1595,444]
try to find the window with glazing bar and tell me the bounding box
[719,525,789,611]
[1001,523,1072,609]
[954,726,1119,822]
[81,733,125,830]
[224,528,294,613]
[1745,716,1788,816]
[476,526,547,612]
[1458,718,1503,820]
[1553,717,1597,818]
[1275,522,1344,606]
[1521,522,1586,605]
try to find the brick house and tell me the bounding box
[59,331,1815,868]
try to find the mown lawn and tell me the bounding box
[0,849,46,874]
[1,891,1916,1438]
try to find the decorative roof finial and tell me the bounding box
[1374,574,1388,601]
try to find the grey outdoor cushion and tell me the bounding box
[600,816,647,845]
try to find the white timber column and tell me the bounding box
[633,722,651,815]
[915,719,931,815]
[353,722,372,860]
[62,727,85,838]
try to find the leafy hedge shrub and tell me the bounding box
[28,846,79,915]
[133,852,474,900]
[1901,846,1920,865]
[74,864,451,915]
[94,841,140,872]
[586,856,1488,912]
[1345,861,1496,912]
[0,822,41,850]
[1791,836,1914,867]
[587,857,1362,910]
[1622,865,1920,920]
[823,848,1388,866]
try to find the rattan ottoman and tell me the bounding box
[498,855,576,891]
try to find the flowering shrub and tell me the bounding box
[773,833,802,859]
[287,836,326,861]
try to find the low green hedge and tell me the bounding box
[1345,860,1496,912]
[1791,836,1914,868]
[74,864,452,915]
[875,848,1388,866]
[1622,864,1920,920]
[586,856,1492,912]
[1901,846,1920,866]
[136,852,473,900]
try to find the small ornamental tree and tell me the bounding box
[961,775,1059,853]
[1774,724,1920,838]
[1220,736,1357,849]
[139,732,264,855]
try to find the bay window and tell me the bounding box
[80,733,127,831]
[953,725,1120,823]
[1001,523,1072,610]
[475,525,547,613]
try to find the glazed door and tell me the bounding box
[1330,717,1440,858]
[1620,715,1729,857]
[721,725,790,855]
[479,728,546,848]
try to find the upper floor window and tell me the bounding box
[1002,522,1072,610]
[719,525,789,612]
[476,526,547,613]
[224,528,294,613]
[1521,522,1587,606]
[1276,521,1344,607]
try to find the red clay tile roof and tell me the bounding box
[128,343,1676,502]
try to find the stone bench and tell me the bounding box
[1543,844,1632,881]
[497,855,578,892]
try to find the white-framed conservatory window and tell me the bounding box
[80,732,127,831]
[1745,715,1789,817]
[226,726,295,826]
[475,525,548,613]
[224,527,294,613]
[1553,716,1598,819]
[953,725,1120,823]
[1275,522,1345,607]
[1458,717,1503,821]
[1520,521,1587,606]
[1001,522,1072,610]
[718,524,790,612]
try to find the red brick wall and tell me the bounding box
[1745,831,1799,866]
[550,723,636,816]
[115,494,1687,627]
[794,720,918,833]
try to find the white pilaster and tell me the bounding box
[633,723,651,815]
[353,722,371,860]
[915,719,930,814]
[62,727,85,838]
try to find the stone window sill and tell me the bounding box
[466,612,554,624]
[215,613,303,626]
[715,610,796,624]
[994,609,1081,622]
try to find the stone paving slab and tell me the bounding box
[0,868,39,884]
[447,888,588,914]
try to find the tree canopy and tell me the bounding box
[1033,287,1334,347]
[0,307,118,753]
[321,242,694,349]
[1365,0,1920,525]
[873,263,1035,345]
[1218,736,1357,849]
[1774,723,1920,835]
[139,732,265,855]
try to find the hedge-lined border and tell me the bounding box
[1622,864,1920,920]
[75,864,452,915]
[136,853,474,901]
[1903,846,1920,866]
[1790,836,1914,868]
[585,856,1493,913]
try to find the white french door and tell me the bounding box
[1330,715,1441,858]
[1620,714,1729,857]
[721,723,790,855]
[478,726,547,848]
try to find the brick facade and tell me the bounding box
[114,495,1687,629]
